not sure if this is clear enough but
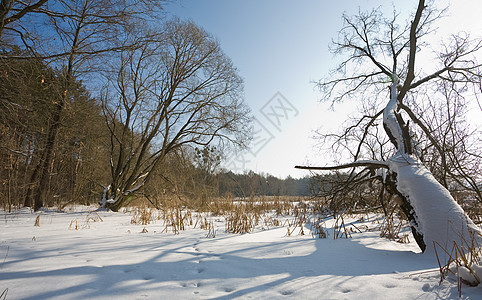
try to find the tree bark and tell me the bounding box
[29,16,80,210]
[32,99,63,210]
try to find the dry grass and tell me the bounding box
[379,215,410,244]
[224,204,260,234]
[333,214,352,239]
[285,204,309,236]
[130,207,157,225]
[200,217,216,238]
[122,195,304,236]
[27,194,416,245]
[159,207,193,234]
[1,288,8,300]
[120,195,399,243]
[310,215,328,239]
[433,228,482,294]
[69,211,104,230]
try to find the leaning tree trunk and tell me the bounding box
[383,80,480,254]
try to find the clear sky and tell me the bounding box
[164,0,482,179]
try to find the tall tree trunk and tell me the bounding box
[24,154,41,208]
[32,99,64,210]
[29,16,80,211]
[384,80,480,253]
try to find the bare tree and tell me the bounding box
[0,0,165,211]
[101,19,251,211]
[297,0,482,253]
[0,0,48,41]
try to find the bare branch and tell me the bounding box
[295,160,389,171]
[398,0,426,100]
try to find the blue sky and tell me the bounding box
[164,0,482,178]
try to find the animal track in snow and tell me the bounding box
[280,290,294,296]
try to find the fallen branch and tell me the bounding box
[295,160,389,171]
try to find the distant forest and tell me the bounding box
[217,171,312,197]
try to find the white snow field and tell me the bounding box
[1,207,481,299]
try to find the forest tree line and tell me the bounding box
[0,1,315,212]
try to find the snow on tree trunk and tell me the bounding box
[384,79,481,254]
[383,78,406,154]
[389,154,480,254]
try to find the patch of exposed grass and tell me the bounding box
[434,227,482,293]
[69,211,104,230]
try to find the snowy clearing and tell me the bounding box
[1,207,481,299]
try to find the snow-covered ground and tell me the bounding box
[1,207,481,299]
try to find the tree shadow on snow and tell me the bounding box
[0,223,465,299]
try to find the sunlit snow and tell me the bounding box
[1,207,481,299]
